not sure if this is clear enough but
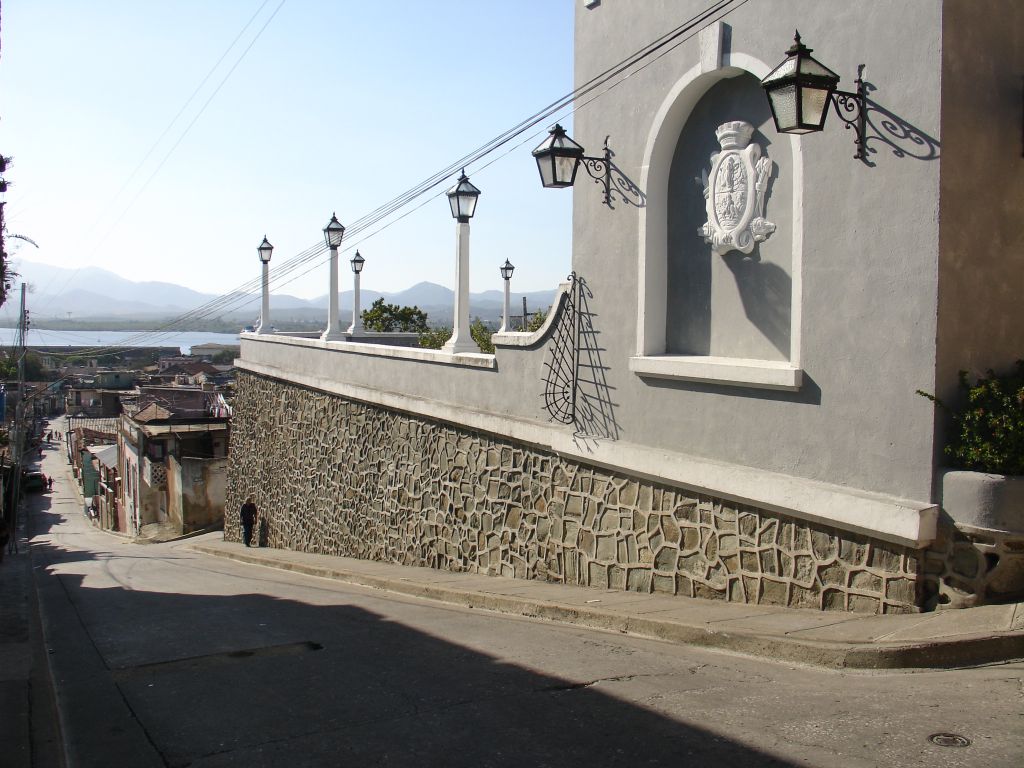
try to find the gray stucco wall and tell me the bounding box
[573,0,945,502]
[935,0,1024,420]
[238,1,1018,534]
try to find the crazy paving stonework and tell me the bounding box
[227,372,921,614]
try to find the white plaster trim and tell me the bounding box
[492,281,571,348]
[236,359,937,548]
[550,434,938,548]
[240,331,496,369]
[629,355,802,390]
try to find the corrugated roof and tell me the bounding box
[88,444,119,468]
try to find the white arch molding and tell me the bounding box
[628,52,804,391]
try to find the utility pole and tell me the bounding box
[8,283,27,554]
[522,296,528,331]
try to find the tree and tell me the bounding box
[470,318,494,354]
[361,298,429,333]
[526,310,547,332]
[418,320,495,354]
[418,327,451,350]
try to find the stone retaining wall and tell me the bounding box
[227,372,921,614]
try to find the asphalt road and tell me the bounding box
[29,430,1024,768]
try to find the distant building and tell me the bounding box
[118,387,231,536]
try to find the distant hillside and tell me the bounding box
[5,259,557,328]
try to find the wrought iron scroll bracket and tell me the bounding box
[831,65,868,161]
[580,137,645,209]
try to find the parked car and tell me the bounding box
[22,471,47,492]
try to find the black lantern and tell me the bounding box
[532,124,585,188]
[257,236,273,264]
[499,259,514,281]
[323,213,345,248]
[761,31,841,135]
[446,170,480,222]
[350,250,365,274]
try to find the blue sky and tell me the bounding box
[1,0,576,302]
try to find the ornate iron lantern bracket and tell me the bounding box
[831,66,868,161]
[580,137,645,209]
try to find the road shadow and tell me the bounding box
[30,534,799,767]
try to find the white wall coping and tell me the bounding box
[493,280,571,348]
[236,359,937,548]
[240,331,496,369]
[629,355,803,390]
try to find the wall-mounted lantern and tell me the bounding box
[760,31,867,160]
[532,124,644,208]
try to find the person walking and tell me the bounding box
[240,497,257,547]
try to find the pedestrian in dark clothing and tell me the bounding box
[240,498,257,547]
[46,476,53,491]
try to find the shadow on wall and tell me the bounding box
[29,532,801,766]
[857,79,941,167]
[542,274,620,441]
[722,252,792,359]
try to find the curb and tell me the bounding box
[189,543,1024,671]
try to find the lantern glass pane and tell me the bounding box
[555,155,579,185]
[768,84,799,131]
[801,85,830,128]
[537,155,557,187]
[798,55,839,80]
[762,56,797,85]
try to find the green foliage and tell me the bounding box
[0,350,46,381]
[525,310,547,333]
[918,360,1024,475]
[418,326,451,350]
[471,318,494,354]
[361,298,429,333]
[417,320,494,354]
[210,350,237,365]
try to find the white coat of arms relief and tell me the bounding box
[698,120,775,256]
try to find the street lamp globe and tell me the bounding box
[323,213,345,249]
[532,124,585,188]
[446,170,481,222]
[761,31,841,135]
[350,251,365,274]
[499,259,515,281]
[257,236,273,264]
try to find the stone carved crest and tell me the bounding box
[698,121,775,256]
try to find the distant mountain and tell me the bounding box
[5,259,557,325]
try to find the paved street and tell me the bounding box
[26,436,1024,768]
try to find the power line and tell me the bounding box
[37,0,745,357]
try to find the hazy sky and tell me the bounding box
[1,0,576,305]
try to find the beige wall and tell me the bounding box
[935,0,1024,439]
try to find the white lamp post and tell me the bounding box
[498,259,514,333]
[256,236,273,334]
[321,213,345,341]
[347,250,365,336]
[441,170,481,354]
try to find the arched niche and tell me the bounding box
[630,56,804,390]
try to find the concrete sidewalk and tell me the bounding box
[190,536,1024,671]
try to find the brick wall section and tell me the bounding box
[227,372,921,614]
